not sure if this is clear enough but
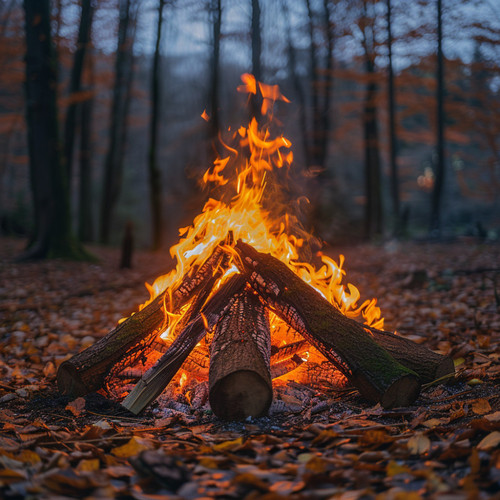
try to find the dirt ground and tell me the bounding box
[0,236,499,499]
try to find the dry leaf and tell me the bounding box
[477,431,500,451]
[407,433,431,455]
[65,397,86,417]
[472,398,491,415]
[111,437,154,458]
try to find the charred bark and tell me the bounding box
[122,274,248,414]
[57,246,226,396]
[235,240,421,408]
[209,290,272,420]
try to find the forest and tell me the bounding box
[0,0,499,256]
[0,1,499,498]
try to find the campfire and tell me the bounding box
[57,75,454,420]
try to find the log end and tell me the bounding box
[209,370,272,420]
[57,361,90,397]
[435,356,455,382]
[380,374,421,409]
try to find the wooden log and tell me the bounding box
[57,246,226,397]
[365,326,454,384]
[122,274,248,414]
[235,240,421,409]
[209,290,272,420]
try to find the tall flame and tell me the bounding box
[141,74,383,349]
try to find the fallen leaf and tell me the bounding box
[472,398,491,415]
[407,433,431,455]
[212,437,244,452]
[477,431,500,451]
[65,397,86,417]
[111,437,154,458]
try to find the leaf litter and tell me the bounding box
[0,237,499,499]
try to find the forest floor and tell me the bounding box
[0,236,499,499]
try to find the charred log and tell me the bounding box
[122,274,248,414]
[57,246,226,397]
[209,290,272,420]
[235,240,421,409]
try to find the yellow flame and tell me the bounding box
[137,74,383,350]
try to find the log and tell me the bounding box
[209,290,272,420]
[57,246,226,397]
[235,240,421,408]
[365,326,454,384]
[122,274,248,414]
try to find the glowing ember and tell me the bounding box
[134,74,383,382]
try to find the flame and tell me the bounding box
[136,74,383,374]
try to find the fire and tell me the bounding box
[139,74,382,368]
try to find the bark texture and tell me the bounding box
[235,240,421,408]
[57,247,225,396]
[122,274,248,414]
[209,290,272,420]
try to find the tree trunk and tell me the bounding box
[387,0,401,236]
[250,0,262,119]
[63,0,93,184]
[78,61,94,242]
[57,246,226,396]
[430,0,445,235]
[235,241,421,409]
[22,0,88,260]
[99,0,135,244]
[362,24,383,240]
[148,0,165,250]
[207,0,221,157]
[122,274,248,414]
[209,290,272,420]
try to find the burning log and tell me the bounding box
[122,274,248,415]
[57,247,226,397]
[209,289,272,420]
[235,240,421,409]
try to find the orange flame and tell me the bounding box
[138,74,383,359]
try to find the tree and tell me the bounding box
[360,0,383,239]
[22,0,89,260]
[430,0,445,235]
[386,0,401,236]
[147,0,165,250]
[99,0,136,244]
[207,0,221,157]
[250,0,262,118]
[63,0,94,183]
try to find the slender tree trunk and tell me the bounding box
[99,0,134,244]
[147,0,165,250]
[387,0,400,236]
[208,0,221,154]
[430,0,445,235]
[63,0,94,184]
[361,1,383,240]
[250,0,262,119]
[22,0,88,260]
[78,47,95,243]
[282,0,308,164]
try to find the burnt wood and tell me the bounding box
[122,274,248,414]
[235,240,421,408]
[57,247,225,397]
[209,289,272,420]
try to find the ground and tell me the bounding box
[0,236,499,499]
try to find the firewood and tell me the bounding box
[57,246,226,397]
[235,240,421,408]
[122,274,248,414]
[365,326,455,384]
[209,290,272,420]
[270,354,304,379]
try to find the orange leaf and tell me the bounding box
[407,433,431,455]
[65,397,86,417]
[472,398,492,415]
[111,437,154,458]
[477,431,500,451]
